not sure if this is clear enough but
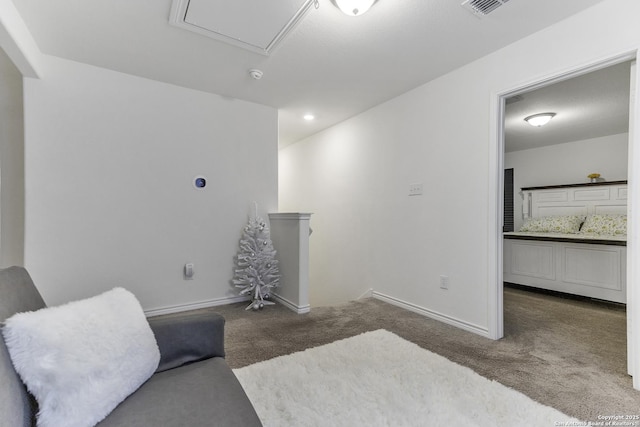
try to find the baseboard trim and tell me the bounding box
[357,288,373,299]
[372,291,489,338]
[145,295,251,317]
[273,293,310,314]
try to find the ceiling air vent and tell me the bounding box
[461,0,510,17]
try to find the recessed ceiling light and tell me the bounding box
[303,114,315,121]
[524,112,556,127]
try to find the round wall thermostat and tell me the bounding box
[193,176,207,189]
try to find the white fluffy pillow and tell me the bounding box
[2,288,160,427]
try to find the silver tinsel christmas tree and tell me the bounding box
[233,205,280,311]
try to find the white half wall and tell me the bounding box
[24,56,278,311]
[279,0,640,337]
[0,47,24,267]
[506,133,629,230]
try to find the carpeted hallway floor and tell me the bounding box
[210,286,639,422]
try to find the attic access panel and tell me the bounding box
[169,0,315,56]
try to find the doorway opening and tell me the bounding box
[493,54,637,386]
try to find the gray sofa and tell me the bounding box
[0,266,262,427]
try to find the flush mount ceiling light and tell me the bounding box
[303,114,315,121]
[331,0,378,16]
[524,112,556,127]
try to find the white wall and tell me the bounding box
[24,56,278,311]
[0,47,24,267]
[506,133,629,230]
[279,0,640,337]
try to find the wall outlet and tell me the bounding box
[439,275,449,289]
[409,183,423,196]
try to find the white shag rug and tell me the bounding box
[234,329,581,427]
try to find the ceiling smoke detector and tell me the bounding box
[249,69,264,80]
[461,0,510,18]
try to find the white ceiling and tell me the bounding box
[11,0,607,147]
[504,60,631,153]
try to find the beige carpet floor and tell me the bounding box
[210,286,639,422]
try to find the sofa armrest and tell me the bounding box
[147,310,226,373]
